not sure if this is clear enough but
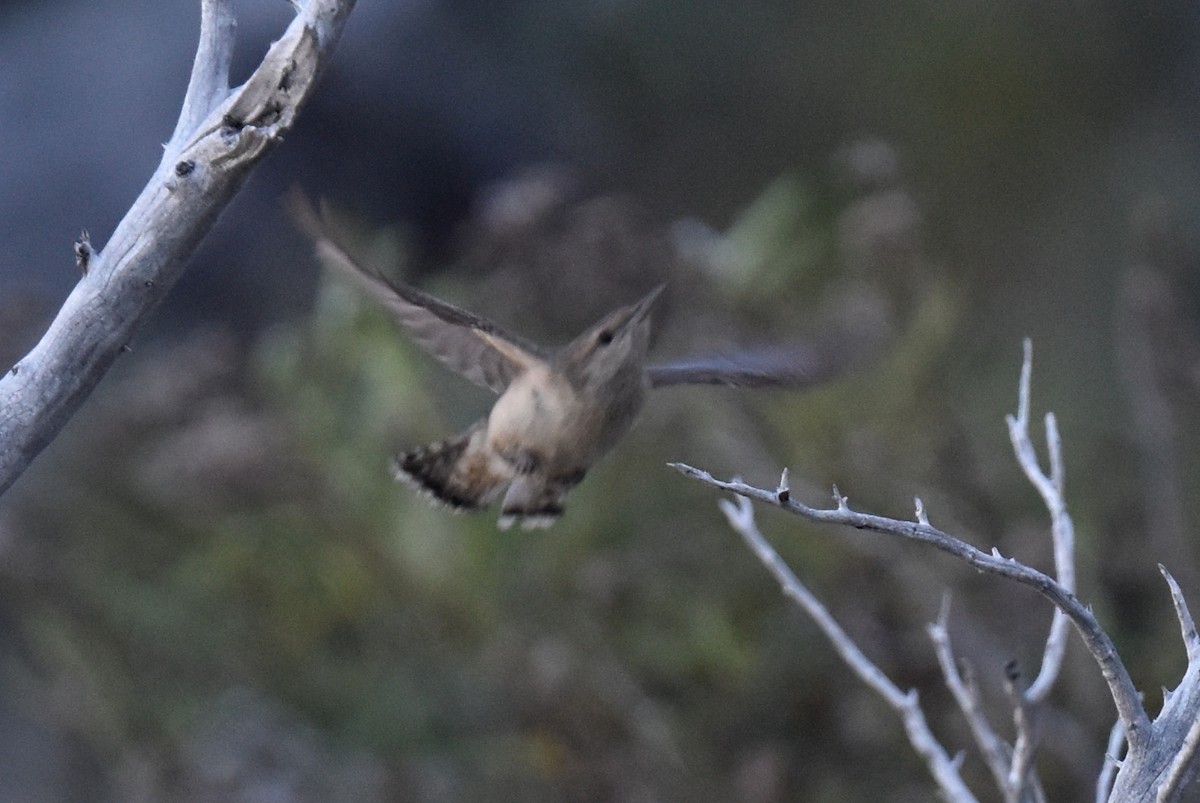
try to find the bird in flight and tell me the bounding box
[291,192,841,529]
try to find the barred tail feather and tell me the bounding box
[390,422,509,511]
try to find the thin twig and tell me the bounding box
[929,596,1013,794]
[718,495,979,803]
[1004,661,1041,800]
[1006,339,1073,705]
[1160,565,1200,666]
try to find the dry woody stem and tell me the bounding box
[0,0,356,497]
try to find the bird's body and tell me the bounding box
[291,192,840,528]
[395,332,652,528]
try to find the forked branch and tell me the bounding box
[0,0,356,497]
[670,339,1200,800]
[669,459,1149,746]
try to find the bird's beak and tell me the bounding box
[627,283,665,325]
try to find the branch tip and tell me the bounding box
[938,592,952,628]
[667,461,702,480]
[718,494,756,531]
[74,231,93,275]
[1015,338,1033,427]
[832,484,849,511]
[716,497,736,521]
[914,496,930,526]
[1159,564,1200,663]
[1045,412,1065,492]
[777,467,790,503]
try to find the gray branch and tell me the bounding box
[673,339,1200,800]
[668,461,1150,746]
[0,0,356,497]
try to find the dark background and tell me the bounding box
[2,0,1199,799]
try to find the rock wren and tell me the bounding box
[292,193,837,529]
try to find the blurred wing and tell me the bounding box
[289,189,547,394]
[647,343,848,389]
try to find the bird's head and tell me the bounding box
[559,284,664,392]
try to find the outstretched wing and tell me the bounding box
[647,342,847,389]
[289,190,548,394]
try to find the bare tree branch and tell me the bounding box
[718,494,979,803]
[676,339,1200,801]
[0,0,356,497]
[670,459,1151,747]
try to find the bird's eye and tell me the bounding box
[596,330,614,346]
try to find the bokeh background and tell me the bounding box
[2,0,1200,800]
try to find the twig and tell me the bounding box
[929,596,1013,794]
[1005,339,1073,705]
[0,0,356,497]
[1003,661,1041,801]
[1160,565,1200,666]
[718,494,979,803]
